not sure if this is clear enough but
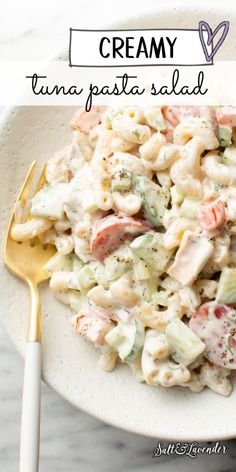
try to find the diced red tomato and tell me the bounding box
[198,199,226,231]
[216,107,236,127]
[74,306,114,345]
[189,302,236,369]
[91,214,151,261]
[70,106,106,133]
[75,314,86,331]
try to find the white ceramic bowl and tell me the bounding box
[1,3,236,440]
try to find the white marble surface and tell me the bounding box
[1,1,236,470]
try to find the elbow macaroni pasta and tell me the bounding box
[112,192,142,216]
[12,217,53,241]
[142,330,190,387]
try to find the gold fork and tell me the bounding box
[4,161,56,472]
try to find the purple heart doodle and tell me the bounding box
[199,20,229,62]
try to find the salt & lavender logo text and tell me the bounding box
[152,441,228,459]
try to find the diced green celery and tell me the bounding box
[179,287,200,310]
[130,232,173,272]
[137,278,159,302]
[104,248,132,282]
[111,168,132,192]
[133,259,151,280]
[77,265,97,291]
[165,319,205,366]
[105,319,144,363]
[216,267,236,304]
[31,183,69,220]
[44,253,73,274]
[133,176,169,227]
[179,197,199,220]
[218,125,232,148]
[144,107,167,131]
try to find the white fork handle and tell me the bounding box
[19,342,41,472]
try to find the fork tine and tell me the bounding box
[18,161,37,209]
[9,161,47,232]
[33,164,46,194]
[4,161,38,239]
[20,163,47,224]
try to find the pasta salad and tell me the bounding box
[12,105,236,396]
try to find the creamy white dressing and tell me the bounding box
[15,105,236,395]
